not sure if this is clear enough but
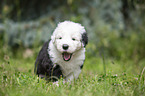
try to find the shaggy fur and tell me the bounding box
[34,21,88,82]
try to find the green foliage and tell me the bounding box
[0,0,145,61]
[0,0,144,59]
[2,19,55,48]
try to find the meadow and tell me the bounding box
[0,48,145,96]
[0,0,145,95]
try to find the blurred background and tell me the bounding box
[0,0,145,73]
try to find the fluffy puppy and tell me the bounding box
[34,21,88,82]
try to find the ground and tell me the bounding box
[0,54,145,96]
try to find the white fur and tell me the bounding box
[48,21,86,81]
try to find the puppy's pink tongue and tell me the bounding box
[63,53,71,61]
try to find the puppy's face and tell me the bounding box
[51,21,87,61]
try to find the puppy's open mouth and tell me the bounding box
[62,52,72,61]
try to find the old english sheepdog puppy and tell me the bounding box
[34,21,88,82]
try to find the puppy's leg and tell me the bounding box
[65,69,81,82]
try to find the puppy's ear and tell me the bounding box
[51,35,55,43]
[82,32,88,47]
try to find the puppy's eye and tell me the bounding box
[72,38,76,41]
[59,37,62,39]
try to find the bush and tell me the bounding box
[0,0,145,61]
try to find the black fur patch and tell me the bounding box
[34,40,63,81]
[80,64,84,69]
[82,32,88,47]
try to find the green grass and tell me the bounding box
[0,56,145,96]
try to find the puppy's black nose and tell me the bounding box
[63,44,69,50]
